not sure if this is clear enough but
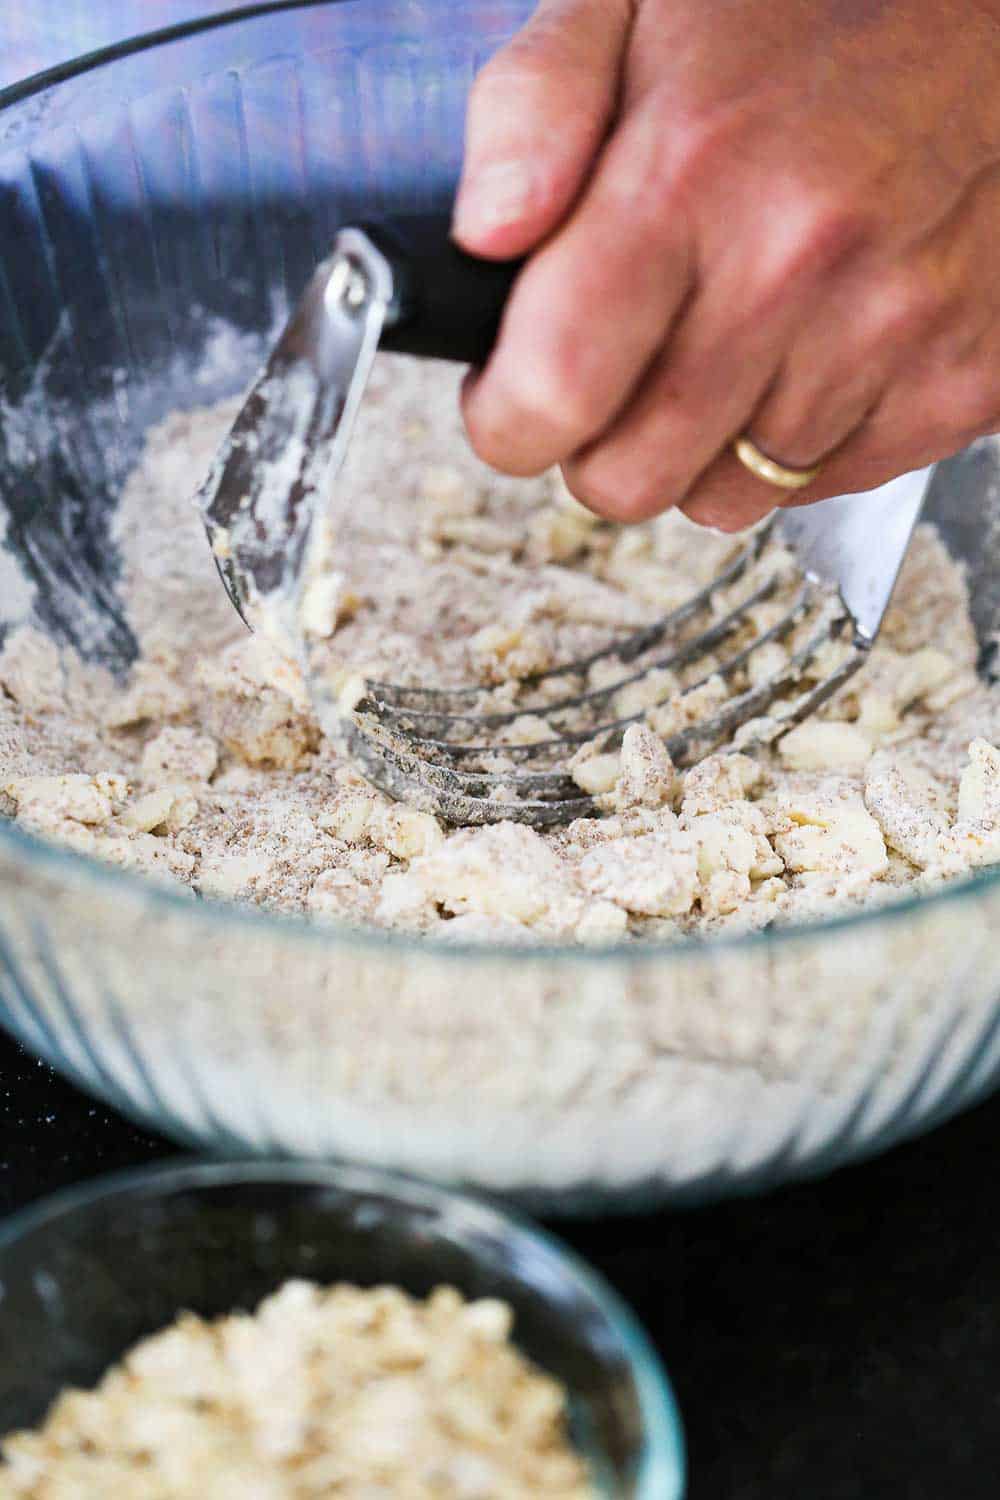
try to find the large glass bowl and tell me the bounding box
[0,1159,684,1498]
[3,1,1000,1214]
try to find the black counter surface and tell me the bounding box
[2,1027,998,1499]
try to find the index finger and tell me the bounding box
[452,0,634,260]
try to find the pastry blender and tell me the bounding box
[197,214,932,827]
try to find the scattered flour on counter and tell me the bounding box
[2,354,1000,944]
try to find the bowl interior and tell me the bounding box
[1,1,999,668]
[0,0,538,665]
[0,1162,684,1497]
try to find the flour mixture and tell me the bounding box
[2,356,999,945]
[0,1282,593,1499]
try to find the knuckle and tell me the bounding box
[752,198,873,314]
[614,98,752,222]
[464,353,601,469]
[757,382,860,467]
[753,391,815,455]
[656,109,743,211]
[867,275,942,345]
[757,428,818,471]
[667,106,752,203]
[786,197,874,279]
[945,365,1000,439]
[565,460,666,522]
[519,347,606,437]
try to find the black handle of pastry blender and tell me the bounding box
[355,212,523,367]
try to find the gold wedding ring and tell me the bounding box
[733,435,821,492]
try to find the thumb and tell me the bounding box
[452,0,633,259]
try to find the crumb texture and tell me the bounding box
[0,1282,595,1498]
[2,354,999,944]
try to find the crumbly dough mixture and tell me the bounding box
[0,1281,593,1499]
[2,354,1000,944]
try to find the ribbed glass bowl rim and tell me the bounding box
[0,1157,686,1496]
[0,0,997,969]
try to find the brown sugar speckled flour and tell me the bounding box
[2,355,1000,945]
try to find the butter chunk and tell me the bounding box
[119,788,179,834]
[575,901,629,945]
[614,724,676,810]
[299,570,361,640]
[306,868,376,922]
[689,809,760,915]
[774,787,888,878]
[864,761,953,870]
[527,503,596,564]
[197,850,276,900]
[120,785,198,836]
[894,648,956,709]
[779,720,873,773]
[952,822,1000,869]
[856,646,956,740]
[141,727,218,784]
[613,667,678,721]
[409,823,578,927]
[434,515,516,553]
[692,812,757,880]
[5,773,116,827]
[684,798,781,880]
[958,738,1000,825]
[320,788,442,860]
[579,827,698,917]
[319,788,379,845]
[195,638,317,770]
[677,675,729,726]
[209,693,318,770]
[0,628,66,714]
[496,714,550,747]
[420,463,477,516]
[680,753,761,818]
[700,868,752,916]
[374,871,438,929]
[569,743,622,796]
[375,803,444,861]
[746,640,789,688]
[952,739,1000,869]
[95,829,196,884]
[468,622,553,681]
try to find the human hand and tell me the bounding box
[453,0,1000,530]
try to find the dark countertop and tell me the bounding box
[3,1027,999,1500]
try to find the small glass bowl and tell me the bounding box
[0,1159,685,1497]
